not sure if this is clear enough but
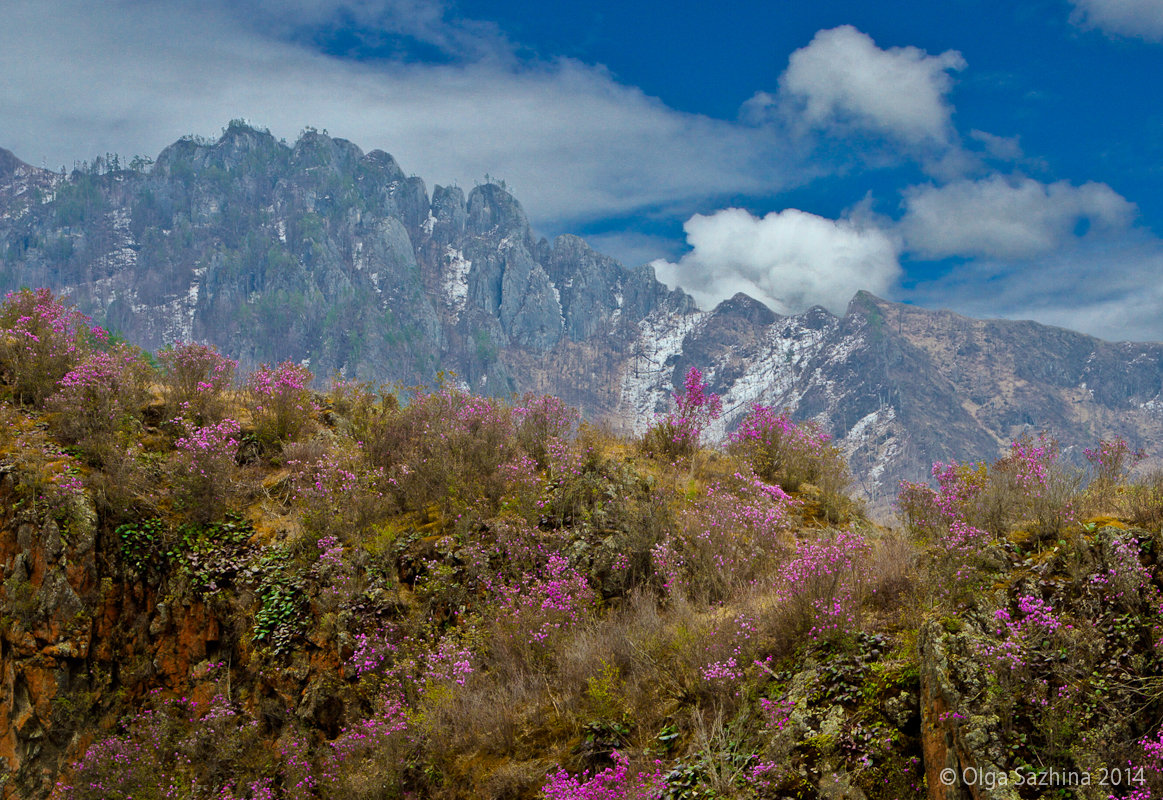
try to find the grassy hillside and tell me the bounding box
[0,289,1161,800]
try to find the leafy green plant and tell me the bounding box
[116,518,168,574]
[248,548,307,655]
[169,515,255,596]
[583,660,629,724]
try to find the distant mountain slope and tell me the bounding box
[3,122,1162,506]
[639,290,1163,506]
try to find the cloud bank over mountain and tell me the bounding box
[651,208,900,315]
[0,0,796,227]
[899,176,1136,260]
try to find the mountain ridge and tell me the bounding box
[2,122,1162,506]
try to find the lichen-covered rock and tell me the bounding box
[919,619,1018,800]
[0,484,100,799]
[919,525,1163,800]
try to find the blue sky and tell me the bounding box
[3,0,1163,340]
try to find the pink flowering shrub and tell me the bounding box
[1082,436,1148,517]
[373,387,518,515]
[158,341,237,424]
[339,607,476,694]
[287,441,390,540]
[0,288,106,406]
[513,392,581,468]
[728,404,846,494]
[494,552,598,666]
[57,678,413,800]
[1089,530,1163,616]
[54,690,267,800]
[642,367,722,459]
[420,635,475,689]
[332,384,579,521]
[660,470,800,601]
[319,694,411,797]
[45,345,150,452]
[774,528,871,642]
[173,413,241,521]
[899,434,1080,542]
[1126,728,1163,798]
[541,750,664,800]
[683,529,872,692]
[1003,434,1080,535]
[979,594,1070,677]
[311,534,362,613]
[246,361,316,447]
[759,697,796,733]
[698,612,758,688]
[1086,437,1145,487]
[898,460,982,541]
[1122,468,1163,532]
[327,380,405,468]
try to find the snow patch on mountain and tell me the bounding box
[619,309,707,430]
[839,405,903,501]
[442,247,471,318]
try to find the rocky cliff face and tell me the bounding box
[3,123,1163,507]
[0,426,352,800]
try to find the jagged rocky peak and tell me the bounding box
[428,184,467,243]
[709,292,780,326]
[213,121,282,167]
[153,122,276,178]
[799,304,837,330]
[548,234,626,340]
[847,288,883,310]
[362,149,407,184]
[149,122,402,192]
[291,128,364,174]
[0,147,56,209]
[0,147,30,180]
[675,293,781,386]
[627,263,699,317]
[467,181,530,239]
[152,136,202,176]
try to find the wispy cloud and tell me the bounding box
[1068,0,1163,41]
[903,234,1163,342]
[218,0,513,60]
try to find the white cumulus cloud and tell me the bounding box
[899,175,1136,260]
[651,208,901,315]
[776,25,966,146]
[1069,0,1163,40]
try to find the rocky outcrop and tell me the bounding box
[0,465,100,799]
[0,447,354,799]
[919,618,1017,800]
[917,526,1163,800]
[0,148,57,215]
